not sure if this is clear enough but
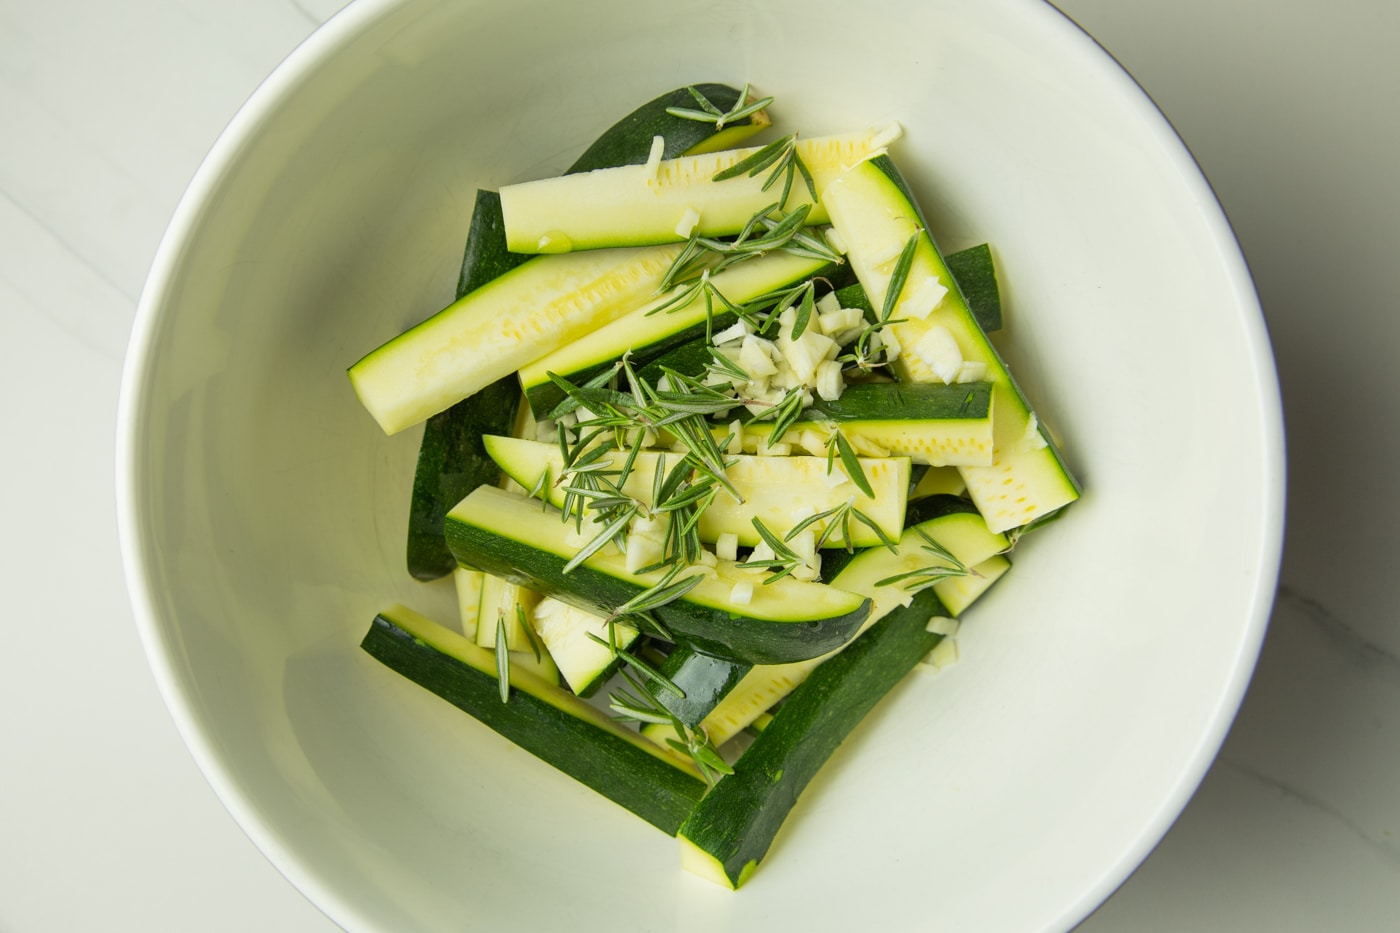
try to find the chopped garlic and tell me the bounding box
[911,325,963,383]
[816,291,841,315]
[955,360,988,383]
[739,336,779,377]
[730,581,754,605]
[870,122,905,150]
[822,225,847,256]
[715,532,739,561]
[819,307,865,344]
[644,134,665,183]
[625,532,664,574]
[790,505,817,525]
[926,637,960,670]
[815,360,844,401]
[674,205,701,238]
[712,319,752,346]
[899,275,948,320]
[1019,412,1048,452]
[926,616,961,637]
[758,441,792,456]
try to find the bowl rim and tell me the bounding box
[114,0,1286,929]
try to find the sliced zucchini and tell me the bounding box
[737,381,996,467]
[407,84,770,577]
[676,587,946,887]
[483,435,909,548]
[821,153,1080,531]
[645,500,1008,749]
[444,486,871,665]
[529,597,638,697]
[360,604,705,834]
[499,125,902,253]
[519,250,839,418]
[350,243,681,435]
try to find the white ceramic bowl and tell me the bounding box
[117,0,1284,929]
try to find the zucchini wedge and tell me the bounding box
[676,587,946,888]
[444,486,872,665]
[529,597,639,698]
[350,243,681,435]
[361,604,706,834]
[821,153,1080,531]
[499,125,902,253]
[519,250,839,418]
[483,435,909,549]
[406,84,771,577]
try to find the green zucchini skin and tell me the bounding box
[944,243,1001,334]
[677,588,945,887]
[786,379,992,424]
[361,607,707,834]
[653,647,753,728]
[407,190,525,579]
[407,85,761,579]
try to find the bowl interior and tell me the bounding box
[119,0,1283,929]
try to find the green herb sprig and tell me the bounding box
[665,83,773,131]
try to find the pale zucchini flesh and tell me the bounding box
[499,126,902,253]
[349,243,681,434]
[529,597,638,697]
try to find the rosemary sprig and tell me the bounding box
[874,527,978,592]
[607,562,706,620]
[712,134,816,209]
[664,83,773,131]
[785,499,899,553]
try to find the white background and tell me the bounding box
[2,0,1397,930]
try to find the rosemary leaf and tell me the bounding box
[880,231,921,323]
[494,618,510,704]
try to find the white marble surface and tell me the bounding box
[1,0,1396,930]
